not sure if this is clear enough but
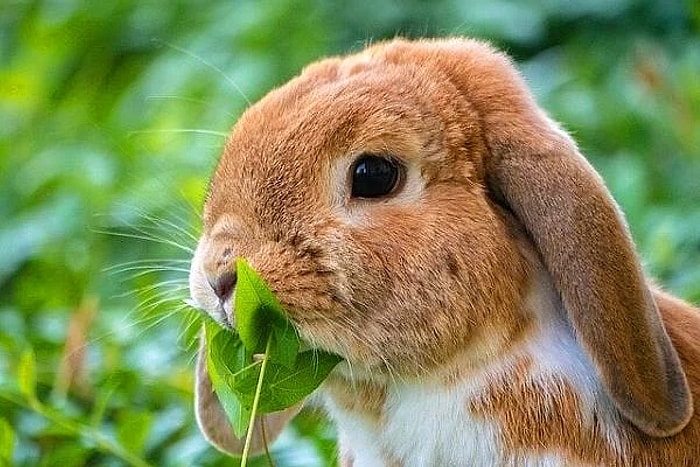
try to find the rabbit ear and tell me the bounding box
[194,337,300,455]
[381,38,693,436]
[486,134,693,437]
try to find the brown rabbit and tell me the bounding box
[188,37,700,466]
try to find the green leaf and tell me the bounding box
[204,320,251,437]
[116,410,153,456]
[268,320,300,369]
[17,349,37,401]
[234,258,288,353]
[204,259,343,444]
[235,258,300,368]
[231,350,342,413]
[265,351,342,410]
[0,418,14,465]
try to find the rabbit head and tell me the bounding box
[189,38,693,455]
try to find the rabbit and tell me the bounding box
[188,37,700,466]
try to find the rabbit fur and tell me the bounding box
[188,37,700,466]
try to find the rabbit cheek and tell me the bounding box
[333,220,525,373]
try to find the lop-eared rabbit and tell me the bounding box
[188,38,700,466]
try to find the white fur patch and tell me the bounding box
[523,272,625,457]
[325,376,503,466]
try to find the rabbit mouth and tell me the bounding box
[215,298,233,329]
[185,295,235,330]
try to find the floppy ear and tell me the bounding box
[377,38,693,437]
[194,337,301,456]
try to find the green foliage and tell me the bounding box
[203,259,341,440]
[207,325,342,418]
[0,0,698,465]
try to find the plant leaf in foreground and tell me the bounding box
[204,319,252,437]
[235,259,300,369]
[230,349,343,413]
[202,258,343,456]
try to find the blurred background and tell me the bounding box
[1,0,698,465]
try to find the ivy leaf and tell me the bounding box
[235,259,299,368]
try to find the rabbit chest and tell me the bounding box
[320,286,626,466]
[323,373,509,466]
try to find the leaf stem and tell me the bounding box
[240,335,272,467]
[261,418,275,467]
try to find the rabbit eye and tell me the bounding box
[350,155,401,199]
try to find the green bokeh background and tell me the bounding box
[1,1,698,465]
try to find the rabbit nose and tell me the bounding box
[208,271,237,302]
